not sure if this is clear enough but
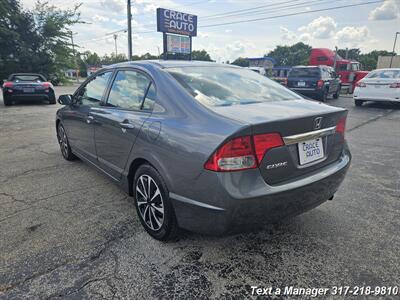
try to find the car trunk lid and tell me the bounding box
[212,100,347,185]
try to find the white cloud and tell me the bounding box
[143,3,158,12]
[101,0,124,12]
[369,0,400,20]
[280,26,296,42]
[92,14,109,23]
[299,16,337,39]
[299,33,311,42]
[335,26,370,44]
[101,0,138,14]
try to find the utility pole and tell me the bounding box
[333,46,338,70]
[70,31,79,83]
[113,34,118,56]
[389,32,399,68]
[127,0,132,60]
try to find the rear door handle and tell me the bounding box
[119,122,134,129]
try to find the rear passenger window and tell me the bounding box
[107,70,151,110]
[142,83,156,111]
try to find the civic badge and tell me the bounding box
[314,117,323,130]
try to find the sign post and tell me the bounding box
[156,8,197,60]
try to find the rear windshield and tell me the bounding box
[289,68,320,78]
[167,66,301,107]
[367,70,400,79]
[11,75,45,82]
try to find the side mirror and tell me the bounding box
[58,94,72,105]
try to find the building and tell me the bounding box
[377,55,400,68]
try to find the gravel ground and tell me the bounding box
[0,85,399,299]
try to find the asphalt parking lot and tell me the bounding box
[0,85,399,299]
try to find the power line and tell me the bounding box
[200,0,384,28]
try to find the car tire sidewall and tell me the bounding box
[133,164,178,241]
[3,94,11,106]
[57,123,75,161]
[49,90,56,104]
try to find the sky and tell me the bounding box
[22,0,400,62]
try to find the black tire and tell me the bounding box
[333,86,340,99]
[355,100,364,107]
[318,89,328,102]
[134,164,179,241]
[57,123,76,161]
[49,91,56,104]
[3,94,11,106]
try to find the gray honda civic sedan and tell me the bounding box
[56,60,351,241]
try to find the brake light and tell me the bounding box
[317,80,324,88]
[356,82,366,88]
[42,82,51,88]
[389,82,400,88]
[3,82,13,88]
[204,133,284,172]
[253,133,284,163]
[335,117,347,141]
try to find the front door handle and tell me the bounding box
[119,122,134,129]
[86,115,94,124]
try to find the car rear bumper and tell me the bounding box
[8,93,50,100]
[170,146,351,235]
[290,88,323,98]
[354,88,400,102]
[353,95,400,102]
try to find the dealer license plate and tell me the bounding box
[298,138,324,165]
[297,81,306,87]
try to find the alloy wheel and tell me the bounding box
[58,125,69,158]
[135,174,164,231]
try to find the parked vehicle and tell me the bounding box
[272,66,292,86]
[56,61,351,241]
[2,73,56,106]
[353,68,400,106]
[309,48,369,93]
[287,65,341,101]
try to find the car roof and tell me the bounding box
[104,60,239,70]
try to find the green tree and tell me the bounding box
[359,50,395,70]
[191,50,212,61]
[0,0,81,80]
[231,57,249,67]
[267,42,312,66]
[101,53,127,65]
[337,48,361,60]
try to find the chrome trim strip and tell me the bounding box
[283,126,336,145]
[169,192,225,211]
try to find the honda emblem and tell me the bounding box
[314,117,323,130]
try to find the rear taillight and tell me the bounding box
[42,82,51,88]
[335,117,347,141]
[356,82,366,88]
[283,79,287,86]
[253,133,284,163]
[204,133,283,172]
[3,82,13,88]
[317,80,324,88]
[389,82,400,88]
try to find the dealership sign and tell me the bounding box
[157,8,197,37]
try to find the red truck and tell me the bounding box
[309,48,369,93]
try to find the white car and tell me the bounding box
[353,68,400,106]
